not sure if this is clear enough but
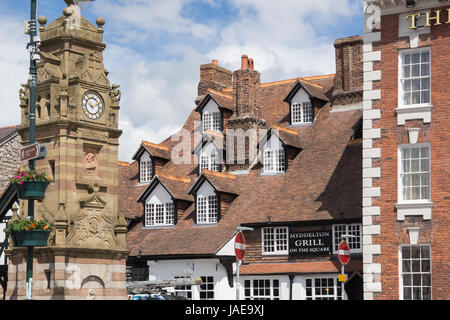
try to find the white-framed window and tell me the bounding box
[263,149,285,173]
[399,48,431,107]
[399,144,430,202]
[199,276,214,300]
[139,153,153,183]
[199,148,220,172]
[144,202,175,227]
[197,195,218,224]
[174,275,192,300]
[305,277,343,300]
[332,224,362,253]
[262,227,288,255]
[292,101,314,124]
[244,279,280,300]
[203,112,221,132]
[399,244,431,300]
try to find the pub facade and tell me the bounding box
[122,35,365,300]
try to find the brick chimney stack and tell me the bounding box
[196,59,232,105]
[226,54,266,172]
[233,54,261,118]
[332,35,363,105]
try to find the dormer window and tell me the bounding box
[195,180,219,225]
[197,194,218,224]
[139,152,153,183]
[143,184,175,227]
[284,80,326,126]
[292,100,314,124]
[203,112,222,132]
[200,148,220,172]
[261,132,286,174]
[263,149,285,173]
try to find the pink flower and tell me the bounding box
[19,182,23,185]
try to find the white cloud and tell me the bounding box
[0,15,29,128]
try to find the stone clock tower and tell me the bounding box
[7,1,128,300]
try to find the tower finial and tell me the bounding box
[65,0,75,6]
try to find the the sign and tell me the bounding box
[234,232,246,260]
[20,143,40,161]
[289,230,332,256]
[338,274,347,282]
[338,241,351,265]
[406,9,450,29]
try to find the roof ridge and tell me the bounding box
[117,161,130,167]
[272,125,299,136]
[203,170,236,180]
[298,78,323,89]
[142,140,169,151]
[207,88,233,99]
[158,172,191,184]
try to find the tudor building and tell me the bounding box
[122,35,365,300]
[363,0,449,300]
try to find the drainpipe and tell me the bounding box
[289,274,295,300]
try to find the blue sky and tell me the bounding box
[0,0,364,161]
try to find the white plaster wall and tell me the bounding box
[147,258,236,300]
[203,100,220,115]
[145,184,172,205]
[291,88,310,106]
[197,180,215,198]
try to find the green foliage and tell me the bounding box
[5,218,53,233]
[10,170,53,185]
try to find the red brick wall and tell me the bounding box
[372,7,450,300]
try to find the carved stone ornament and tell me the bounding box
[110,84,121,104]
[19,83,30,106]
[67,183,119,248]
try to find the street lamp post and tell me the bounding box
[25,0,39,300]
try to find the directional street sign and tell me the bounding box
[20,143,40,162]
[338,240,351,265]
[234,232,246,261]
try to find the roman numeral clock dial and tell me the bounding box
[82,92,105,120]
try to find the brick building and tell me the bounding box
[122,35,365,300]
[363,0,449,300]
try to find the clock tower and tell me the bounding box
[7,1,128,300]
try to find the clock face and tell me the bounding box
[82,92,104,120]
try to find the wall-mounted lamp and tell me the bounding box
[406,0,416,7]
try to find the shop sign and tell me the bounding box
[289,230,332,256]
[406,8,450,29]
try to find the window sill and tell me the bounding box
[262,252,289,256]
[395,201,432,221]
[142,225,175,230]
[260,171,286,176]
[194,223,218,227]
[395,104,433,125]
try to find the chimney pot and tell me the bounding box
[212,60,218,65]
[241,54,249,69]
[248,58,254,70]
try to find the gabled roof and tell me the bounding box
[283,79,330,103]
[132,140,171,161]
[192,131,223,155]
[195,89,234,113]
[189,170,239,196]
[258,126,304,150]
[0,125,19,146]
[137,174,193,203]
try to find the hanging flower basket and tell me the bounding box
[6,219,52,247]
[10,170,52,200]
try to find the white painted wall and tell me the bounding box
[145,183,172,205]
[146,257,344,300]
[203,99,220,115]
[291,88,310,106]
[147,258,236,300]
